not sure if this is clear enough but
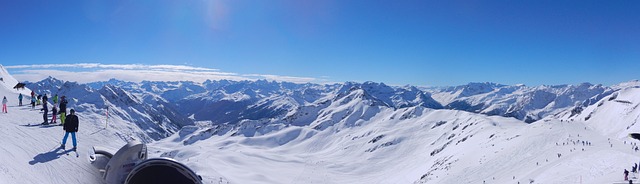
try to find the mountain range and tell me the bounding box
[2,63,638,183]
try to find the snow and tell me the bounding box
[427,82,612,122]
[2,65,640,184]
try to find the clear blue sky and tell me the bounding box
[0,0,639,86]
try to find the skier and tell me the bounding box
[2,96,7,113]
[52,94,58,104]
[59,96,68,125]
[626,169,631,181]
[61,109,78,150]
[50,103,58,124]
[30,91,34,98]
[30,96,35,109]
[18,93,23,106]
[42,94,48,104]
[42,98,48,124]
[36,94,41,105]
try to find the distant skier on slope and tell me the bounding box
[61,109,78,150]
[42,98,48,124]
[625,169,629,181]
[18,94,23,106]
[2,96,7,113]
[50,103,58,124]
[30,96,35,109]
[59,96,68,125]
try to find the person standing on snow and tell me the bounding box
[42,97,48,124]
[50,103,58,124]
[18,94,23,106]
[30,96,36,109]
[52,94,58,104]
[625,169,630,181]
[61,109,78,150]
[36,94,41,105]
[59,96,68,125]
[2,96,7,113]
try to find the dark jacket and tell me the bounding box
[59,99,68,114]
[64,114,79,132]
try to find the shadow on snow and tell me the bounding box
[20,123,59,128]
[28,148,72,165]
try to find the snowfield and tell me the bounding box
[2,64,640,184]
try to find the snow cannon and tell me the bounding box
[90,141,202,184]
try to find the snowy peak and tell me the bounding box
[448,82,506,97]
[427,82,614,123]
[139,81,206,102]
[99,84,141,106]
[40,76,65,87]
[87,78,137,89]
[333,81,442,109]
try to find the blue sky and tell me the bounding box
[0,1,639,86]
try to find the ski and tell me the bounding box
[61,147,69,156]
[60,146,77,157]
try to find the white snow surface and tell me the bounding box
[2,66,640,183]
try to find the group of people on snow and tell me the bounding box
[28,91,69,125]
[625,163,640,182]
[4,90,79,151]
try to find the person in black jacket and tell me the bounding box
[61,109,79,150]
[41,99,48,124]
[59,96,68,125]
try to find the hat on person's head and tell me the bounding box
[70,109,75,114]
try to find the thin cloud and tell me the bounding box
[5,63,218,71]
[243,74,316,83]
[7,63,324,84]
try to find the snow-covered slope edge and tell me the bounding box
[561,81,640,138]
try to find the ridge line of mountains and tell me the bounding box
[24,76,640,141]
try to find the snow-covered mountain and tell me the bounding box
[559,80,640,138]
[150,80,640,184]
[427,82,613,122]
[23,76,624,141]
[25,77,194,142]
[4,64,640,184]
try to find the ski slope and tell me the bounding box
[0,65,126,183]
